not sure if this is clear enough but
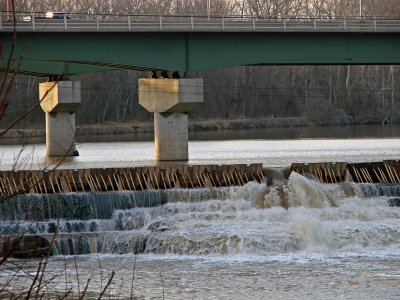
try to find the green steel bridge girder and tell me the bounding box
[1,31,400,76]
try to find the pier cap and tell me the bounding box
[39,81,81,113]
[138,78,203,113]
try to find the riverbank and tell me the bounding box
[1,116,395,140]
[0,117,323,139]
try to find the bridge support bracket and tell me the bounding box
[39,81,81,157]
[139,78,204,161]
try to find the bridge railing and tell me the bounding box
[1,11,400,32]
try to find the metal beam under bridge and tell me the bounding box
[1,13,400,76]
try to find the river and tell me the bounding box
[0,125,400,299]
[1,124,400,170]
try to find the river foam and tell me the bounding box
[1,173,399,257]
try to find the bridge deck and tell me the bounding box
[2,13,400,76]
[1,12,400,33]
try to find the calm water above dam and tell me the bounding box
[1,125,400,299]
[4,137,400,170]
[1,124,400,170]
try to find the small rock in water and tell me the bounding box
[147,221,172,232]
[388,197,400,207]
[47,222,57,233]
[114,210,147,230]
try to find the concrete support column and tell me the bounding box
[139,78,203,161]
[154,112,188,161]
[39,81,81,157]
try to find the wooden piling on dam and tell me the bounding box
[0,163,264,196]
[291,162,348,183]
[291,160,400,184]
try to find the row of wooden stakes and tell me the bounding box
[292,161,400,184]
[293,166,346,184]
[0,164,265,196]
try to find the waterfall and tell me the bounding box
[0,190,167,221]
[1,175,400,257]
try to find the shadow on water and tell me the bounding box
[1,124,400,145]
[189,124,400,141]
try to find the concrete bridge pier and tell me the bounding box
[139,78,203,161]
[39,81,81,157]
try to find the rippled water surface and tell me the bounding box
[4,251,397,300]
[2,138,400,170]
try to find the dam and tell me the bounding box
[1,160,400,197]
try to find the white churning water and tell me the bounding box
[1,173,400,299]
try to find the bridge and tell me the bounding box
[1,12,400,76]
[1,12,400,161]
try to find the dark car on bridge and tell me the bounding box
[29,12,71,20]
[45,12,72,19]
